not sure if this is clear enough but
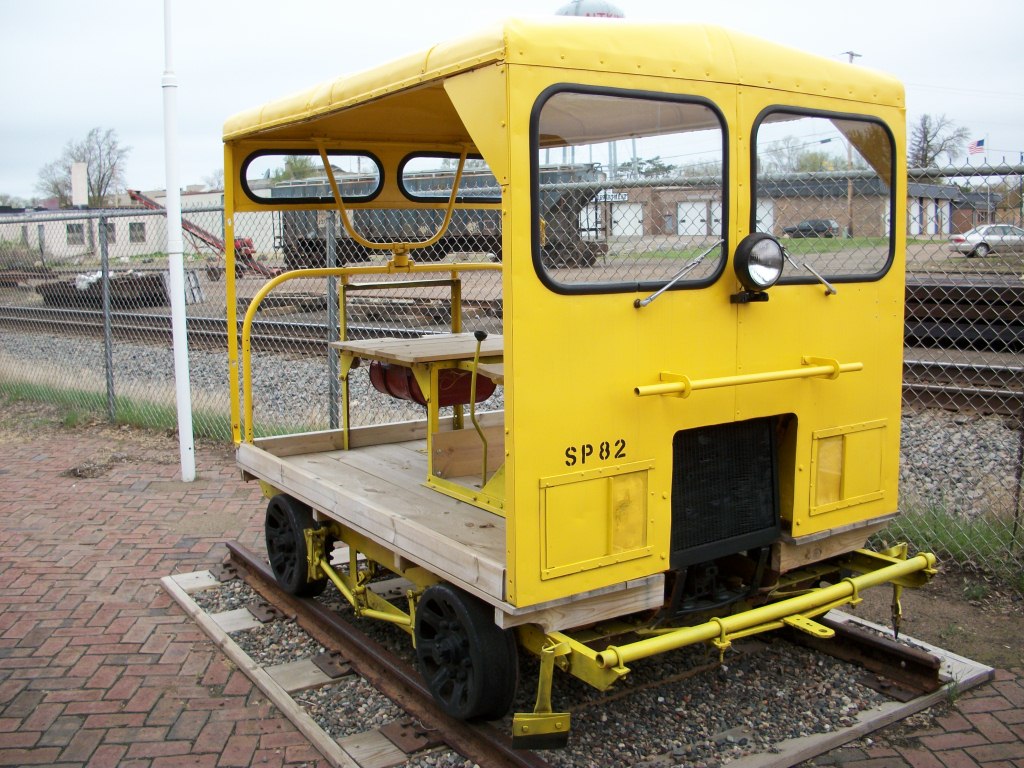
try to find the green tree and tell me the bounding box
[272,155,318,182]
[637,156,678,178]
[36,128,130,207]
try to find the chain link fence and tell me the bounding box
[893,162,1024,589]
[2,161,1023,588]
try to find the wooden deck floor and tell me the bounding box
[237,436,507,605]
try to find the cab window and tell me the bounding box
[399,154,500,203]
[240,150,382,204]
[532,87,727,293]
[752,110,895,281]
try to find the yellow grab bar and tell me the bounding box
[634,356,862,398]
[596,551,936,669]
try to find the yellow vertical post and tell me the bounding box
[451,271,462,334]
[223,144,241,445]
[340,275,350,450]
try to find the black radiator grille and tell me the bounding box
[670,418,780,567]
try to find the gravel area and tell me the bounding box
[2,329,1016,518]
[295,676,404,738]
[232,620,327,666]
[189,577,889,768]
[0,330,502,432]
[899,405,1020,517]
[190,576,259,613]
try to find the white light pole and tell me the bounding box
[163,0,196,482]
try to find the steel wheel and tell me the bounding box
[265,495,328,597]
[415,583,518,720]
[972,242,990,258]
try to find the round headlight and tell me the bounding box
[734,233,784,292]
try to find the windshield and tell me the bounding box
[532,87,727,293]
[753,111,895,282]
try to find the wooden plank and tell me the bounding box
[210,608,263,633]
[331,333,503,364]
[338,730,407,768]
[255,429,346,457]
[495,575,663,632]
[774,519,893,573]
[254,414,505,455]
[236,442,506,601]
[294,450,505,562]
[264,658,335,694]
[475,362,504,384]
[171,570,220,594]
[431,424,505,479]
[160,576,359,768]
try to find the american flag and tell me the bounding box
[968,139,986,155]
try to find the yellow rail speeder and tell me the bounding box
[223,17,936,747]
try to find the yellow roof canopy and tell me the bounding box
[223,17,904,144]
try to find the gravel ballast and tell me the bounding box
[194,576,892,768]
[2,330,1015,518]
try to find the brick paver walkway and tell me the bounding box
[0,419,328,767]
[1,413,1022,767]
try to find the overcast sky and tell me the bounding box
[2,0,1022,201]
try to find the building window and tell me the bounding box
[102,222,116,244]
[129,222,146,243]
[66,223,85,245]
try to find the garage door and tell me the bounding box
[677,202,707,236]
[612,203,644,237]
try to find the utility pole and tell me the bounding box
[842,51,861,237]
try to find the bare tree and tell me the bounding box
[908,114,970,168]
[0,193,28,208]
[203,168,225,191]
[35,128,131,207]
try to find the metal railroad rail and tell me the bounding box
[224,542,553,768]
[905,276,1024,353]
[0,304,421,349]
[903,358,1024,416]
[3,301,1023,414]
[221,542,943,767]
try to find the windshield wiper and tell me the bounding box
[781,245,837,296]
[634,239,724,309]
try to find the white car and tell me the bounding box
[948,224,1024,258]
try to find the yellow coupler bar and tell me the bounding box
[595,551,936,670]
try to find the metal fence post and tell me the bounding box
[98,215,116,421]
[37,223,45,264]
[327,215,339,430]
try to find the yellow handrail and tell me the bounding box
[317,144,468,266]
[238,262,501,443]
[634,357,862,398]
